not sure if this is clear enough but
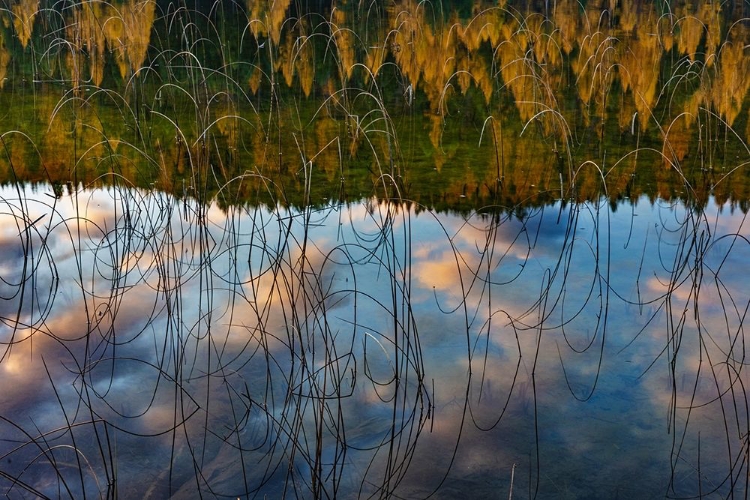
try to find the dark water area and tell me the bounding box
[0,0,747,210]
[0,0,749,498]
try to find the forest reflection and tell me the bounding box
[0,0,747,210]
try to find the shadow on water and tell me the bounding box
[0,180,749,498]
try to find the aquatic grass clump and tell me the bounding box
[0,168,439,497]
[1,170,750,497]
[0,0,749,498]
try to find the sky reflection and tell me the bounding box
[0,185,749,498]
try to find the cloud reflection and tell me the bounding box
[1,187,750,497]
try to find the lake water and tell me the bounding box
[0,0,749,497]
[1,183,748,498]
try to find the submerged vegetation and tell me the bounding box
[0,0,749,498]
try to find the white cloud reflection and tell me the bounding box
[1,187,749,497]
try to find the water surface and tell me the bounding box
[1,184,748,498]
[1,0,749,497]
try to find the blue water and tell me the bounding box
[0,185,747,498]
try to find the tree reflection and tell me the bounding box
[0,0,746,207]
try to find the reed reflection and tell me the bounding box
[1,183,749,497]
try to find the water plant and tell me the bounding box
[0,0,748,498]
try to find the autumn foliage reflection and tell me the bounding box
[0,0,747,209]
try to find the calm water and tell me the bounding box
[1,183,748,498]
[0,0,749,498]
